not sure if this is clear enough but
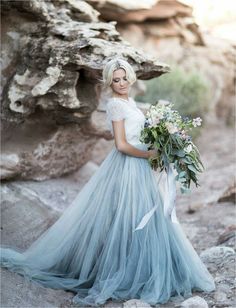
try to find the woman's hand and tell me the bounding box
[147,149,159,170]
[148,149,158,159]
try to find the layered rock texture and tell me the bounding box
[88,0,236,125]
[87,0,201,44]
[1,2,235,308]
[1,0,169,181]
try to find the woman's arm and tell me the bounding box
[112,120,155,159]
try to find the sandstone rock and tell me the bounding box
[89,0,204,45]
[218,181,236,203]
[214,291,227,303]
[87,0,159,13]
[1,122,98,181]
[1,0,169,122]
[1,0,99,23]
[90,138,114,165]
[0,153,22,180]
[0,184,59,250]
[81,109,114,140]
[1,268,73,308]
[217,225,236,245]
[62,0,100,22]
[200,246,235,265]
[0,159,99,216]
[179,296,208,308]
[75,160,99,181]
[88,0,193,23]
[142,19,184,38]
[1,0,169,180]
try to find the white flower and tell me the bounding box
[180,130,187,139]
[184,144,193,153]
[165,122,178,134]
[192,117,202,127]
[158,99,170,106]
[147,106,165,126]
[158,112,164,120]
[150,117,160,127]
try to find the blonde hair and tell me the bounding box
[102,58,137,87]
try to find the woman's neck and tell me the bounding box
[112,94,129,100]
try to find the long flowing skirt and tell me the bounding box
[0,143,215,306]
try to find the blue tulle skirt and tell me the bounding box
[0,143,215,306]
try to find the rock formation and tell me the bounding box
[87,0,203,45]
[1,3,235,308]
[88,0,236,125]
[0,0,169,181]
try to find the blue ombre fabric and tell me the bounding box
[0,97,215,306]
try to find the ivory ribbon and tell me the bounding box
[134,164,179,232]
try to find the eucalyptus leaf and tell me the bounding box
[179,171,186,178]
[178,177,186,183]
[152,130,158,139]
[187,164,199,173]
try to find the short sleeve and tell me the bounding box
[106,99,126,122]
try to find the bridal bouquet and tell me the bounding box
[140,100,204,193]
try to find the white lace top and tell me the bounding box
[106,97,146,146]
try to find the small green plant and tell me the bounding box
[136,66,210,119]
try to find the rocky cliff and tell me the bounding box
[1,0,169,181]
[1,2,235,308]
[88,0,235,126]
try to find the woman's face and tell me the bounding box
[111,68,130,96]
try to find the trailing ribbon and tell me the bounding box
[133,163,179,232]
[163,164,179,224]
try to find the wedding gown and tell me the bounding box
[0,97,215,306]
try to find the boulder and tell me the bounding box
[200,246,235,268]
[87,0,193,23]
[87,0,159,13]
[1,122,98,181]
[218,181,236,203]
[88,0,204,45]
[179,296,208,308]
[0,184,59,250]
[217,225,236,245]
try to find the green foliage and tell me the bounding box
[135,66,210,119]
[140,102,204,192]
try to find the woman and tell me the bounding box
[0,58,215,306]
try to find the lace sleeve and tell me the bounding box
[106,100,126,122]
